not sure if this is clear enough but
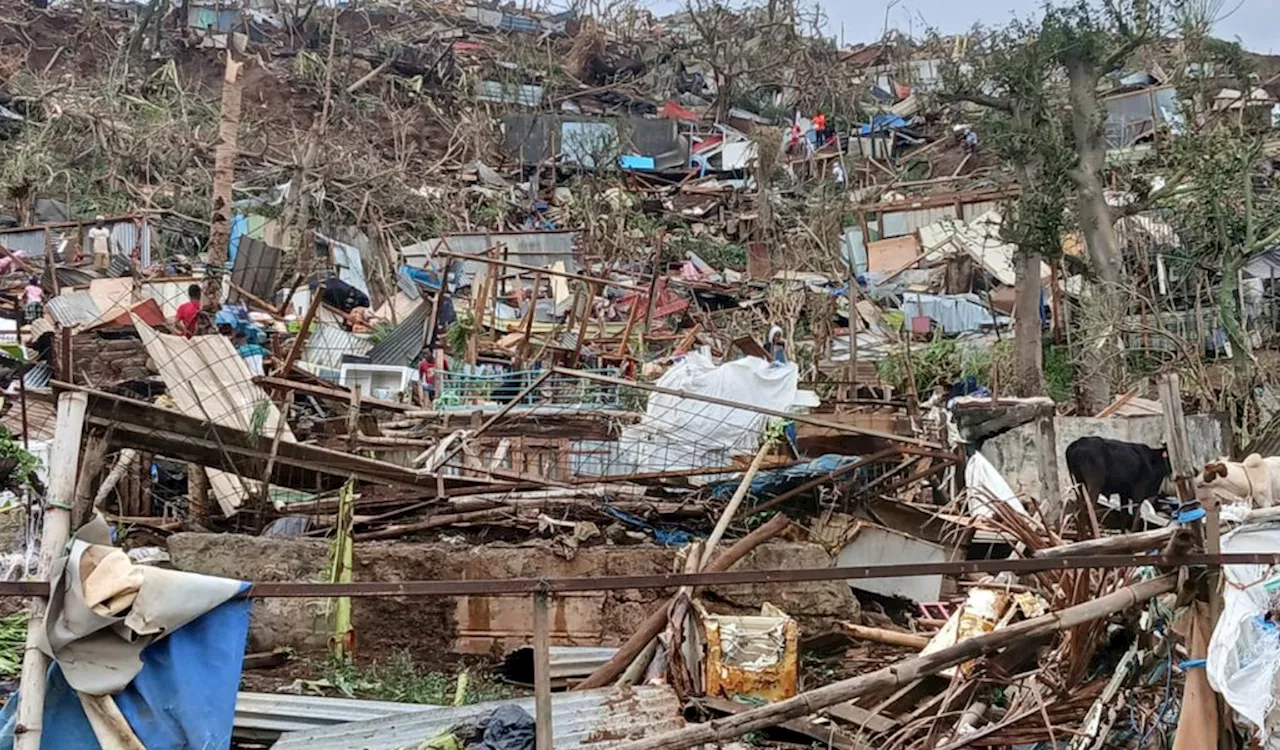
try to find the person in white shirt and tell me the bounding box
[87,215,111,271]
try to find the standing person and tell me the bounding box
[812,112,827,147]
[88,216,112,271]
[175,284,202,338]
[23,277,43,323]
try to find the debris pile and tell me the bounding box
[0,0,1279,748]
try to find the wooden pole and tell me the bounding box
[569,283,595,368]
[845,264,859,402]
[274,285,324,378]
[644,233,664,337]
[1159,374,1219,625]
[698,439,773,569]
[15,391,88,750]
[613,574,1178,750]
[533,588,553,750]
[574,513,791,691]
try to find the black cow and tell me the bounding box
[1064,437,1171,532]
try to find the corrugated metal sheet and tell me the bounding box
[235,692,426,737]
[2,395,57,442]
[400,231,579,279]
[476,80,544,107]
[881,206,958,237]
[136,321,295,515]
[0,229,47,256]
[270,685,683,750]
[365,301,428,367]
[106,255,133,278]
[961,200,1002,222]
[303,323,374,369]
[54,267,95,288]
[500,646,618,684]
[46,293,102,327]
[22,362,51,389]
[229,237,281,304]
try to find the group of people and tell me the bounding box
[174,284,272,375]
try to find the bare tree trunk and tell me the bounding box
[1013,251,1045,397]
[1066,59,1123,412]
[207,53,243,302]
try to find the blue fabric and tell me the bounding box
[0,589,251,750]
[228,213,249,268]
[859,115,907,135]
[602,507,697,546]
[711,454,863,501]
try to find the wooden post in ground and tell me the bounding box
[207,52,243,304]
[644,233,663,337]
[15,391,88,750]
[533,587,553,750]
[1159,374,1216,621]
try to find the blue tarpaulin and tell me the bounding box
[858,115,908,135]
[0,588,251,750]
[711,454,864,502]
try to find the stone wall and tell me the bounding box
[70,332,154,385]
[167,534,858,658]
[980,413,1230,501]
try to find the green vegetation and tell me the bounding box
[0,612,28,678]
[0,427,41,491]
[317,651,516,705]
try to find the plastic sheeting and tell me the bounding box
[709,454,863,501]
[607,352,798,476]
[1207,522,1280,745]
[963,452,1029,518]
[0,592,251,750]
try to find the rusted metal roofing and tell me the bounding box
[268,685,683,750]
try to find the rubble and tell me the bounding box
[0,0,1278,748]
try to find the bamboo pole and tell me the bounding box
[574,513,791,691]
[615,574,1178,750]
[842,623,930,649]
[16,392,88,750]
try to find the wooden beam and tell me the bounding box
[274,285,324,378]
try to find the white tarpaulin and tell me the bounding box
[964,452,1028,518]
[594,352,798,477]
[1207,522,1280,746]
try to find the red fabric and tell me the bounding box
[176,300,200,338]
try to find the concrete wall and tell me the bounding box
[980,413,1229,501]
[167,534,857,658]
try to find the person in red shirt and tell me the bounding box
[175,284,202,338]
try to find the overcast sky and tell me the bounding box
[638,0,1275,54]
[820,0,1273,53]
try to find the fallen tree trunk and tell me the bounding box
[613,574,1177,750]
[574,513,792,691]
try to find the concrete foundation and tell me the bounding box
[167,534,858,658]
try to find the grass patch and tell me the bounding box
[317,651,516,705]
